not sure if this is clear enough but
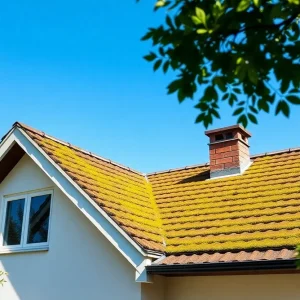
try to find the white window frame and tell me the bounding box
[0,190,53,253]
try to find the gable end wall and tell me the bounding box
[0,155,141,300]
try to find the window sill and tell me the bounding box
[0,246,49,255]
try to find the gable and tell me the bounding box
[0,143,25,185]
[0,155,142,300]
[0,154,53,196]
[0,124,156,280]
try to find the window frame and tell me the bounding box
[0,190,53,253]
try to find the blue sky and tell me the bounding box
[0,0,299,173]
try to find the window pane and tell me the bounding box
[27,194,51,244]
[3,199,25,246]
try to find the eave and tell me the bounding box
[147,259,299,276]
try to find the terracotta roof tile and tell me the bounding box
[148,149,300,254]
[18,125,164,252]
[155,249,296,265]
[14,122,300,262]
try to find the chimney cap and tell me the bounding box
[205,124,251,138]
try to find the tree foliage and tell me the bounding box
[141,0,300,127]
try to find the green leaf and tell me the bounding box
[195,113,206,124]
[280,79,290,94]
[195,101,209,111]
[236,57,243,65]
[248,113,258,124]
[237,114,248,127]
[191,16,201,25]
[158,47,165,56]
[229,94,238,106]
[166,15,174,28]
[211,108,221,119]
[258,99,270,113]
[237,0,250,12]
[289,88,300,94]
[253,0,260,7]
[233,107,244,116]
[288,0,300,4]
[233,88,241,94]
[155,0,166,8]
[167,79,181,94]
[222,93,229,101]
[163,61,169,73]
[178,89,185,103]
[195,7,207,27]
[275,100,290,117]
[153,59,162,71]
[249,106,258,114]
[143,52,157,62]
[237,65,247,82]
[270,4,282,19]
[141,31,153,41]
[286,95,300,105]
[213,77,226,92]
[248,68,258,85]
[204,86,218,101]
[197,28,208,34]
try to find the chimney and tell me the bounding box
[205,125,252,179]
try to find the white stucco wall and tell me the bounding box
[0,155,141,300]
[165,274,300,300]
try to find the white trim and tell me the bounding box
[135,258,153,283]
[0,195,26,250]
[0,246,49,255]
[0,190,53,253]
[1,128,159,270]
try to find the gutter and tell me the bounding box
[147,259,298,276]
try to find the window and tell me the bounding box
[1,191,52,251]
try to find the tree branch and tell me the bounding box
[221,10,300,39]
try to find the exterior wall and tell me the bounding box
[0,155,141,300]
[142,276,165,300]
[165,274,300,300]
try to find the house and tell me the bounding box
[0,121,300,300]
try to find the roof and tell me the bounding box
[15,122,164,252]
[148,151,300,254]
[5,122,300,267]
[153,249,296,265]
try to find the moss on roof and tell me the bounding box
[20,124,300,255]
[148,151,300,254]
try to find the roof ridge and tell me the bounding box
[146,147,300,176]
[12,122,300,177]
[14,122,144,176]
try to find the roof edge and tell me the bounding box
[13,122,143,176]
[147,259,298,276]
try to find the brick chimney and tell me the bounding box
[205,125,252,179]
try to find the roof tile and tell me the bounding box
[155,249,296,265]
[15,123,300,261]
